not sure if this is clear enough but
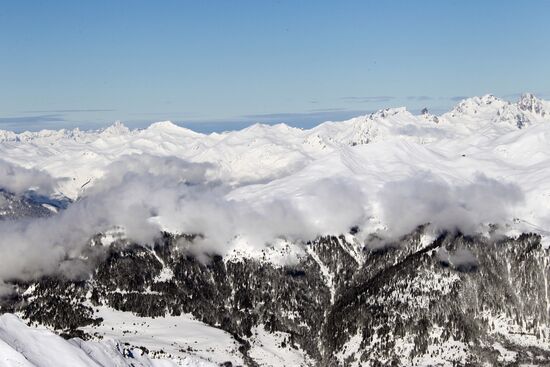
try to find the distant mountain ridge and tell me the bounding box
[1,93,550,200]
[3,93,550,366]
[2,93,550,143]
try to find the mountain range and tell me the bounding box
[2,93,550,366]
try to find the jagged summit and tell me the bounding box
[0,130,17,142]
[1,93,548,144]
[368,106,411,119]
[517,92,547,114]
[100,120,130,136]
[3,93,550,366]
[1,92,550,200]
[447,94,506,117]
[491,93,550,128]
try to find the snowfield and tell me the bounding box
[2,93,550,366]
[1,93,550,240]
[0,313,215,367]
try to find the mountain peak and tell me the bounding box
[100,121,130,136]
[517,93,545,114]
[368,106,409,120]
[146,121,208,138]
[448,94,506,118]
[458,94,501,107]
[146,121,204,137]
[148,120,181,130]
[240,122,296,134]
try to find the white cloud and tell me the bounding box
[377,172,524,239]
[0,155,527,288]
[0,154,368,284]
[0,159,60,195]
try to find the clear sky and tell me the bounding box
[1,0,550,132]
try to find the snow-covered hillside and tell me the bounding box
[3,93,550,366]
[2,93,550,238]
[0,313,215,367]
[2,93,550,275]
[0,94,546,196]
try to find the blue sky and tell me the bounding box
[1,0,549,132]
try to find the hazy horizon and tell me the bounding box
[2,92,547,134]
[2,0,550,132]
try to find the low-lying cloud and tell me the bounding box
[0,155,368,284]
[377,172,524,238]
[0,159,60,196]
[437,247,478,271]
[0,156,526,288]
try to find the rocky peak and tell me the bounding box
[0,130,17,142]
[451,94,505,116]
[368,106,409,120]
[517,93,546,115]
[100,121,130,136]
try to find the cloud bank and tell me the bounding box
[0,155,368,283]
[0,160,60,196]
[0,156,525,288]
[377,172,524,238]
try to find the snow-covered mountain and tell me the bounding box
[3,230,550,366]
[3,93,550,366]
[0,313,215,366]
[1,93,550,198]
[2,93,550,237]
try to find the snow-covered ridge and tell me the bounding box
[1,93,549,199]
[3,95,550,366]
[2,93,550,253]
[2,93,548,143]
[0,313,214,366]
[1,93,550,237]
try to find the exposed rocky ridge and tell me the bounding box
[0,189,63,220]
[2,229,550,366]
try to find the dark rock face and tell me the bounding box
[0,190,53,220]
[2,230,550,366]
[0,189,69,220]
[518,93,546,115]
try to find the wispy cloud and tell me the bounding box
[0,114,104,132]
[407,95,433,101]
[340,96,395,103]
[21,109,115,113]
[0,115,68,131]
[449,96,468,102]
[0,114,65,124]
[308,107,349,113]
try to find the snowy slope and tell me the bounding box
[1,93,548,197]
[3,90,550,367]
[0,313,214,367]
[81,307,245,365]
[2,93,550,242]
